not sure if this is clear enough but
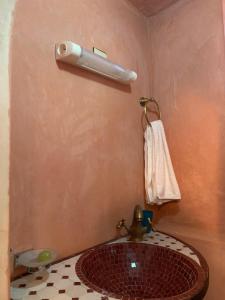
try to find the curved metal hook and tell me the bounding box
[139,97,161,125]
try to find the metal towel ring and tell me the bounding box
[139,97,161,126]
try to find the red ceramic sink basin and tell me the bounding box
[76,242,207,300]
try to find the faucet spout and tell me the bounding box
[133,205,144,221]
[128,205,147,242]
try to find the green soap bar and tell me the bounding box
[37,250,52,262]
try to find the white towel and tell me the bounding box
[144,120,181,205]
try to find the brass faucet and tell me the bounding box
[116,205,147,242]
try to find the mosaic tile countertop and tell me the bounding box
[11,231,201,300]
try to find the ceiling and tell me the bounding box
[128,0,180,17]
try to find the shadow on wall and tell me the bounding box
[56,61,132,93]
[145,202,180,225]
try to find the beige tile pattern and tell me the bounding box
[11,231,202,300]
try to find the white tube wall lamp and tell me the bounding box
[55,41,137,84]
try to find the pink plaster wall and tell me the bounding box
[10,0,225,295]
[148,0,225,298]
[10,0,149,258]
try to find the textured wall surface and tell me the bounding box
[0,0,16,297]
[9,0,225,297]
[10,0,149,258]
[148,0,225,298]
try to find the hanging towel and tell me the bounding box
[144,120,181,205]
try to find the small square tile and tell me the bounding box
[54,278,73,290]
[79,292,102,300]
[57,265,78,279]
[46,273,61,283]
[47,282,54,287]
[29,291,37,295]
[54,295,71,300]
[23,295,40,300]
[37,287,58,299]
[67,286,87,298]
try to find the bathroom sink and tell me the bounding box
[76,242,207,300]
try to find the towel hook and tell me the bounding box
[139,97,161,125]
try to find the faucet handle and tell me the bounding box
[116,219,126,229]
[147,217,156,231]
